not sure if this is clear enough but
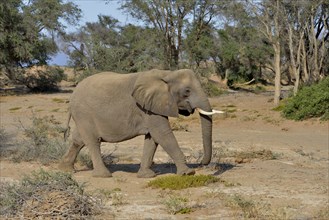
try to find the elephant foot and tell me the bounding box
[58,162,75,173]
[92,168,112,178]
[177,167,195,176]
[137,168,156,178]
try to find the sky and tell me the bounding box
[50,0,134,66]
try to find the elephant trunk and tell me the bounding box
[194,99,213,165]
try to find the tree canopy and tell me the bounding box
[1,0,328,99]
[0,0,80,83]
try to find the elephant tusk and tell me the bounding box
[197,108,225,115]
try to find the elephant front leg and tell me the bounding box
[137,134,158,178]
[148,115,195,176]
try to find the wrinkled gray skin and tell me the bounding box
[58,69,212,178]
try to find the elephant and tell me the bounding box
[58,69,222,178]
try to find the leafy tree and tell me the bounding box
[64,15,162,75]
[120,0,196,69]
[184,1,217,69]
[0,0,80,89]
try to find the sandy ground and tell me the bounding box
[0,88,328,219]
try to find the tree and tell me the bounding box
[120,0,196,69]
[0,0,80,86]
[64,15,162,74]
[184,0,217,69]
[249,0,284,106]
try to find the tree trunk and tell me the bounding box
[273,42,281,106]
[301,40,310,83]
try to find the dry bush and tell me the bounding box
[12,115,67,164]
[0,169,102,219]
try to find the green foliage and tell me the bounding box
[202,82,224,97]
[0,169,101,218]
[185,21,216,66]
[282,77,329,120]
[148,175,219,190]
[66,16,162,73]
[0,0,80,85]
[12,115,67,164]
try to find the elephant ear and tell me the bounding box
[132,73,179,117]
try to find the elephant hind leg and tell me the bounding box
[74,128,112,177]
[58,129,85,172]
[87,140,112,177]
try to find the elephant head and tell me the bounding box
[132,69,219,165]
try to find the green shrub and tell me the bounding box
[0,169,101,218]
[148,175,219,190]
[202,82,224,97]
[282,77,329,120]
[23,66,66,92]
[13,115,67,164]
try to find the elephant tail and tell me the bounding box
[64,110,71,142]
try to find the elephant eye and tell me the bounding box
[183,88,191,97]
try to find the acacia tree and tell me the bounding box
[184,0,217,69]
[120,0,196,69]
[64,15,162,74]
[0,0,81,87]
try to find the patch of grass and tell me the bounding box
[235,149,279,160]
[229,194,258,218]
[242,115,257,121]
[252,85,266,94]
[315,205,329,219]
[77,152,115,169]
[51,108,60,112]
[262,116,281,125]
[282,77,329,120]
[207,190,294,219]
[163,194,192,214]
[9,107,21,111]
[0,169,102,218]
[170,120,189,131]
[0,128,9,149]
[148,175,219,190]
[92,188,125,206]
[77,152,93,169]
[52,98,68,103]
[213,147,280,164]
[12,115,67,165]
